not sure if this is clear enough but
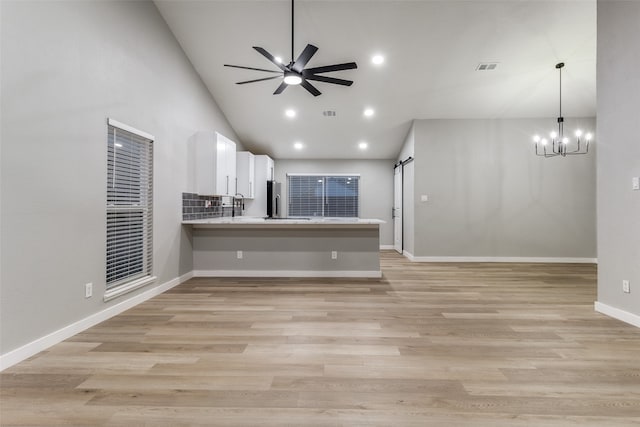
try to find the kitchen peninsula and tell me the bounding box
[183,217,384,277]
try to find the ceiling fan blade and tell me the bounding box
[273,82,288,95]
[304,74,353,86]
[301,79,321,97]
[304,62,358,74]
[224,64,282,74]
[236,76,282,85]
[291,44,318,73]
[253,47,288,72]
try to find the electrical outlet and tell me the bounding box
[85,283,93,298]
[623,280,630,293]
[331,251,338,259]
[237,250,243,259]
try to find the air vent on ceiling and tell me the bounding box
[322,110,337,117]
[476,62,499,71]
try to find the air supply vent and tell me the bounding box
[476,62,499,71]
[322,110,336,117]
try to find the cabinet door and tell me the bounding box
[215,136,228,195]
[226,139,236,196]
[215,133,237,196]
[248,154,255,198]
[266,157,274,181]
[236,152,255,199]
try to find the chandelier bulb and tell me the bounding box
[562,137,569,144]
[541,138,548,146]
[533,135,541,143]
[585,133,593,141]
[550,131,557,139]
[575,129,583,137]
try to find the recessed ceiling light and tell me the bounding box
[363,108,375,117]
[359,142,368,150]
[294,142,304,150]
[285,109,296,118]
[372,55,384,65]
[275,56,283,64]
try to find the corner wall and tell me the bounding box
[411,118,596,260]
[1,1,240,357]
[595,0,640,324]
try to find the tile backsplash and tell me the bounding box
[182,193,242,220]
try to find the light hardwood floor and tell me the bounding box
[2,251,639,426]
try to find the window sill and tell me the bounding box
[103,275,157,302]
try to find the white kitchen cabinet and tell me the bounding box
[243,154,274,217]
[236,151,255,199]
[266,156,275,181]
[192,131,237,196]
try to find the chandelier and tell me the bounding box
[533,62,592,157]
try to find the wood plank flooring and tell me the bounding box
[2,251,640,426]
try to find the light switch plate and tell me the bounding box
[420,195,429,202]
[632,177,639,190]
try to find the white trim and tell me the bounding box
[403,250,415,261]
[104,275,157,302]
[595,301,640,328]
[0,271,193,372]
[108,118,154,141]
[194,270,381,278]
[404,253,596,264]
[380,245,395,250]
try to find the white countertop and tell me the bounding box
[182,217,384,228]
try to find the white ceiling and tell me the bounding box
[155,0,596,160]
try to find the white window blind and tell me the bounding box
[106,120,153,292]
[287,174,359,217]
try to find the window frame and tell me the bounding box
[104,118,155,301]
[286,173,361,218]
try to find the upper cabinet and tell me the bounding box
[192,131,237,196]
[266,156,275,181]
[236,151,255,199]
[243,154,274,217]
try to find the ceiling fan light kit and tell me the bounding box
[533,62,592,157]
[224,0,357,96]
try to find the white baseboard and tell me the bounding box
[403,250,415,260]
[379,245,395,250]
[402,251,596,264]
[0,271,193,372]
[193,270,382,278]
[595,301,640,328]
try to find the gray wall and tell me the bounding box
[596,1,640,316]
[0,1,240,354]
[274,160,394,246]
[193,227,380,273]
[411,118,596,258]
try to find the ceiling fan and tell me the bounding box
[223,0,357,97]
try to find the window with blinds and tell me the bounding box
[287,174,359,217]
[106,120,153,293]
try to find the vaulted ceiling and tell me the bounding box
[155,0,596,159]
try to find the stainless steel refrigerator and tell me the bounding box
[266,181,282,218]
